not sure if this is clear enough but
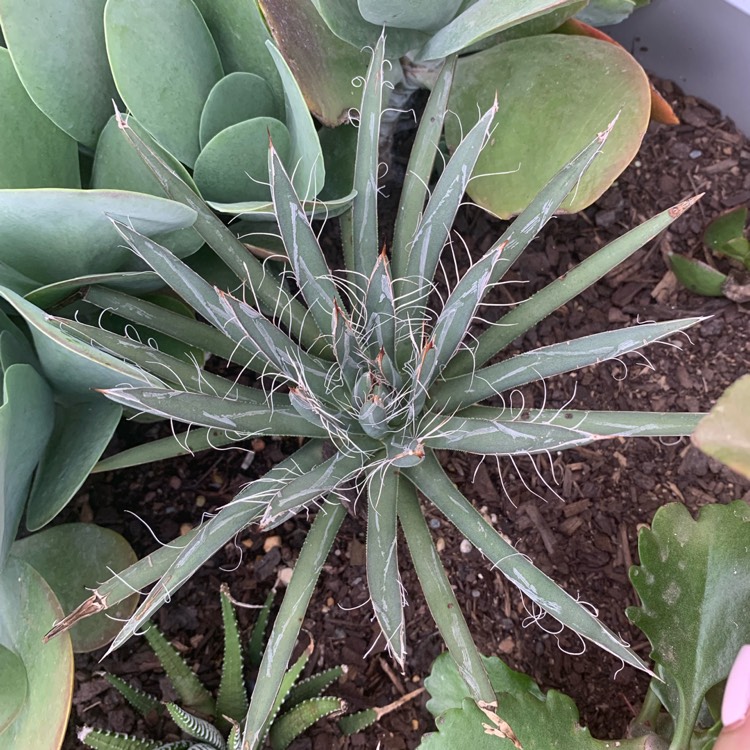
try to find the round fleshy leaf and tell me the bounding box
[25,400,122,531]
[445,35,650,218]
[357,0,461,31]
[0,645,27,733]
[693,375,750,480]
[92,116,204,259]
[0,189,197,284]
[0,364,55,568]
[0,556,73,748]
[0,0,117,149]
[12,524,138,652]
[192,0,283,99]
[193,117,290,203]
[104,0,223,167]
[0,47,79,189]
[260,0,369,127]
[199,72,281,148]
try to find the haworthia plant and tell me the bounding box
[47,39,704,750]
[79,587,351,750]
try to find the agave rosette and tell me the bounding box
[47,39,703,748]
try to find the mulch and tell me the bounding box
[61,76,750,749]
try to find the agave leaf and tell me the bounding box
[199,73,282,149]
[266,43,325,202]
[348,33,386,285]
[629,502,750,748]
[453,196,702,374]
[445,35,650,218]
[366,466,406,666]
[0,364,54,567]
[0,0,116,148]
[26,272,163,309]
[0,46,79,188]
[399,483,494,702]
[456,407,704,439]
[391,56,456,272]
[259,0,368,127]
[104,0,223,167]
[82,286,258,370]
[692,375,750,479]
[0,286,160,395]
[111,118,322,351]
[192,0,282,99]
[11,524,137,653]
[247,590,276,668]
[216,586,249,724]
[0,557,73,749]
[399,102,496,329]
[206,191,357,222]
[194,117,291,203]
[406,452,652,675]
[92,428,243,473]
[669,254,727,297]
[25,400,122,531]
[106,442,325,654]
[242,501,346,750]
[269,146,344,334]
[430,317,704,411]
[269,697,346,750]
[418,0,582,59]
[363,251,397,361]
[309,0,428,57]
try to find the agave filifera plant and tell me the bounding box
[48,38,704,749]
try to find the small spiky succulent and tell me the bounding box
[50,38,703,749]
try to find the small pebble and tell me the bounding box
[263,535,282,552]
[251,438,266,452]
[277,567,294,587]
[459,539,472,554]
[169,476,182,490]
[471,590,480,598]
[689,149,703,159]
[429,518,441,529]
[179,523,193,536]
[436,537,446,553]
[195,495,206,508]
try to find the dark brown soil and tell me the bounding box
[61,78,750,750]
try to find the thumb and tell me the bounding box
[714,645,750,750]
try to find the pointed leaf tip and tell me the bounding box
[669,194,703,218]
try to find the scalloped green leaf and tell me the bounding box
[628,502,750,745]
[669,254,727,297]
[419,698,515,749]
[12,524,138,652]
[199,72,282,148]
[194,117,290,203]
[704,207,747,252]
[104,0,223,167]
[0,46,79,188]
[0,644,27,733]
[445,35,650,218]
[424,652,542,718]
[0,0,117,149]
[0,556,73,749]
[693,375,750,480]
[0,189,197,284]
[0,364,54,567]
[259,0,368,127]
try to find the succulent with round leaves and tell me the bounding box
[44,39,705,750]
